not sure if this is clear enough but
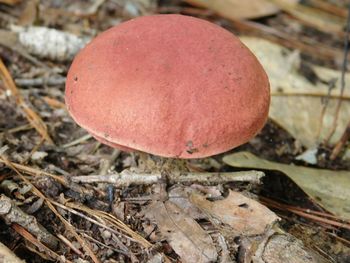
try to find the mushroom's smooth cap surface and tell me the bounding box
[65,14,270,158]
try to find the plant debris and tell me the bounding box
[0,0,349,262]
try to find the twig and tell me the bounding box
[0,157,66,185]
[15,76,66,87]
[61,134,93,148]
[80,232,126,254]
[0,194,59,249]
[330,122,350,160]
[57,234,84,257]
[42,96,66,109]
[316,79,337,143]
[260,197,350,230]
[327,232,350,246]
[71,170,264,186]
[325,4,350,144]
[12,224,71,263]
[271,89,350,100]
[307,0,347,18]
[0,123,33,136]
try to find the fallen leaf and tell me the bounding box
[184,0,279,19]
[270,0,345,35]
[168,186,207,220]
[190,191,279,236]
[255,234,329,263]
[145,201,217,263]
[223,152,350,220]
[241,36,350,148]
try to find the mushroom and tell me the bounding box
[65,14,270,159]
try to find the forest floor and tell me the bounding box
[0,0,349,262]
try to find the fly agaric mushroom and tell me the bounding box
[65,14,270,159]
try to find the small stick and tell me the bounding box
[57,234,84,257]
[12,224,72,263]
[0,124,33,136]
[330,121,350,160]
[61,134,93,148]
[80,232,126,254]
[0,194,59,249]
[71,170,264,187]
[260,197,350,230]
[307,0,347,18]
[15,76,66,87]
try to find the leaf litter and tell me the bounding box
[0,0,349,262]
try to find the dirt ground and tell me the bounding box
[0,0,349,262]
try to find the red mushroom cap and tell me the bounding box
[65,14,270,158]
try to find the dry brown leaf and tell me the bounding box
[168,186,206,220]
[184,0,279,19]
[241,37,350,148]
[190,191,279,236]
[256,234,329,263]
[145,201,217,263]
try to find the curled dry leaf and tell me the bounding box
[145,201,218,263]
[223,152,350,220]
[190,190,279,236]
